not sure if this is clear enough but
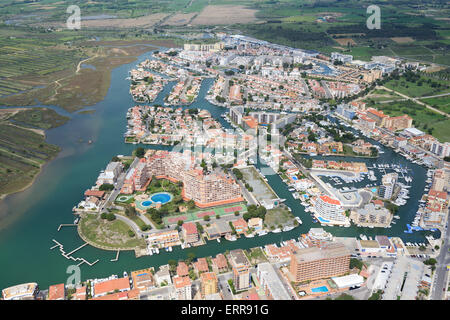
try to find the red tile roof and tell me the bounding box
[48,283,65,300]
[94,277,130,296]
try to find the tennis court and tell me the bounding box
[163,203,247,225]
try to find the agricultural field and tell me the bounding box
[0,119,60,198]
[0,26,168,112]
[190,5,258,25]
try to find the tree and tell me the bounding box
[350,258,363,270]
[135,147,145,158]
[99,183,114,191]
[203,215,210,222]
[234,211,239,216]
[111,156,120,162]
[177,220,184,227]
[187,200,196,209]
[125,204,137,217]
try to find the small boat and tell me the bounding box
[217,238,221,243]
[282,226,294,232]
[123,271,128,278]
[272,228,282,233]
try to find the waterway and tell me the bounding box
[0,47,435,290]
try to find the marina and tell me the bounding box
[0,46,439,290]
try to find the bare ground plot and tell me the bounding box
[190,5,258,25]
[240,166,278,202]
[162,13,197,26]
[391,37,414,44]
[334,38,356,46]
[264,207,295,228]
[48,13,168,28]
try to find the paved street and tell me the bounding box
[431,218,450,300]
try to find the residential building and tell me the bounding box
[256,262,291,300]
[131,268,155,292]
[48,283,65,300]
[229,249,251,291]
[289,242,350,282]
[200,272,218,297]
[173,276,192,300]
[314,195,346,223]
[93,277,130,298]
[2,283,38,300]
[182,222,199,244]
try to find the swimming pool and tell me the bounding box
[141,200,152,207]
[311,286,329,293]
[151,192,172,204]
[317,216,330,223]
[291,176,298,181]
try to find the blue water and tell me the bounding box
[151,192,172,204]
[292,176,298,181]
[311,286,329,293]
[141,200,152,207]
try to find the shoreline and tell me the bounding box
[0,42,162,205]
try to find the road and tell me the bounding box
[431,216,450,300]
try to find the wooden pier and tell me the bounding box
[50,239,99,267]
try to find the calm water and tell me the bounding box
[0,49,434,290]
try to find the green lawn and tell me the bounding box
[264,207,295,229]
[419,96,450,114]
[365,99,450,142]
[79,214,146,249]
[384,76,450,98]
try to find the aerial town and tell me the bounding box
[2,33,449,302]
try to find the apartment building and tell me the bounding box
[314,195,346,223]
[173,276,192,300]
[256,262,291,300]
[200,272,218,297]
[229,249,251,292]
[289,242,350,282]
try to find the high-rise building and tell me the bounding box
[379,173,398,199]
[314,195,346,222]
[229,249,251,291]
[289,242,350,283]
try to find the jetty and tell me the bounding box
[50,239,99,267]
[57,224,77,231]
[110,250,120,262]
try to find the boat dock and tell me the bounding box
[57,224,77,231]
[110,250,120,262]
[50,239,99,267]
